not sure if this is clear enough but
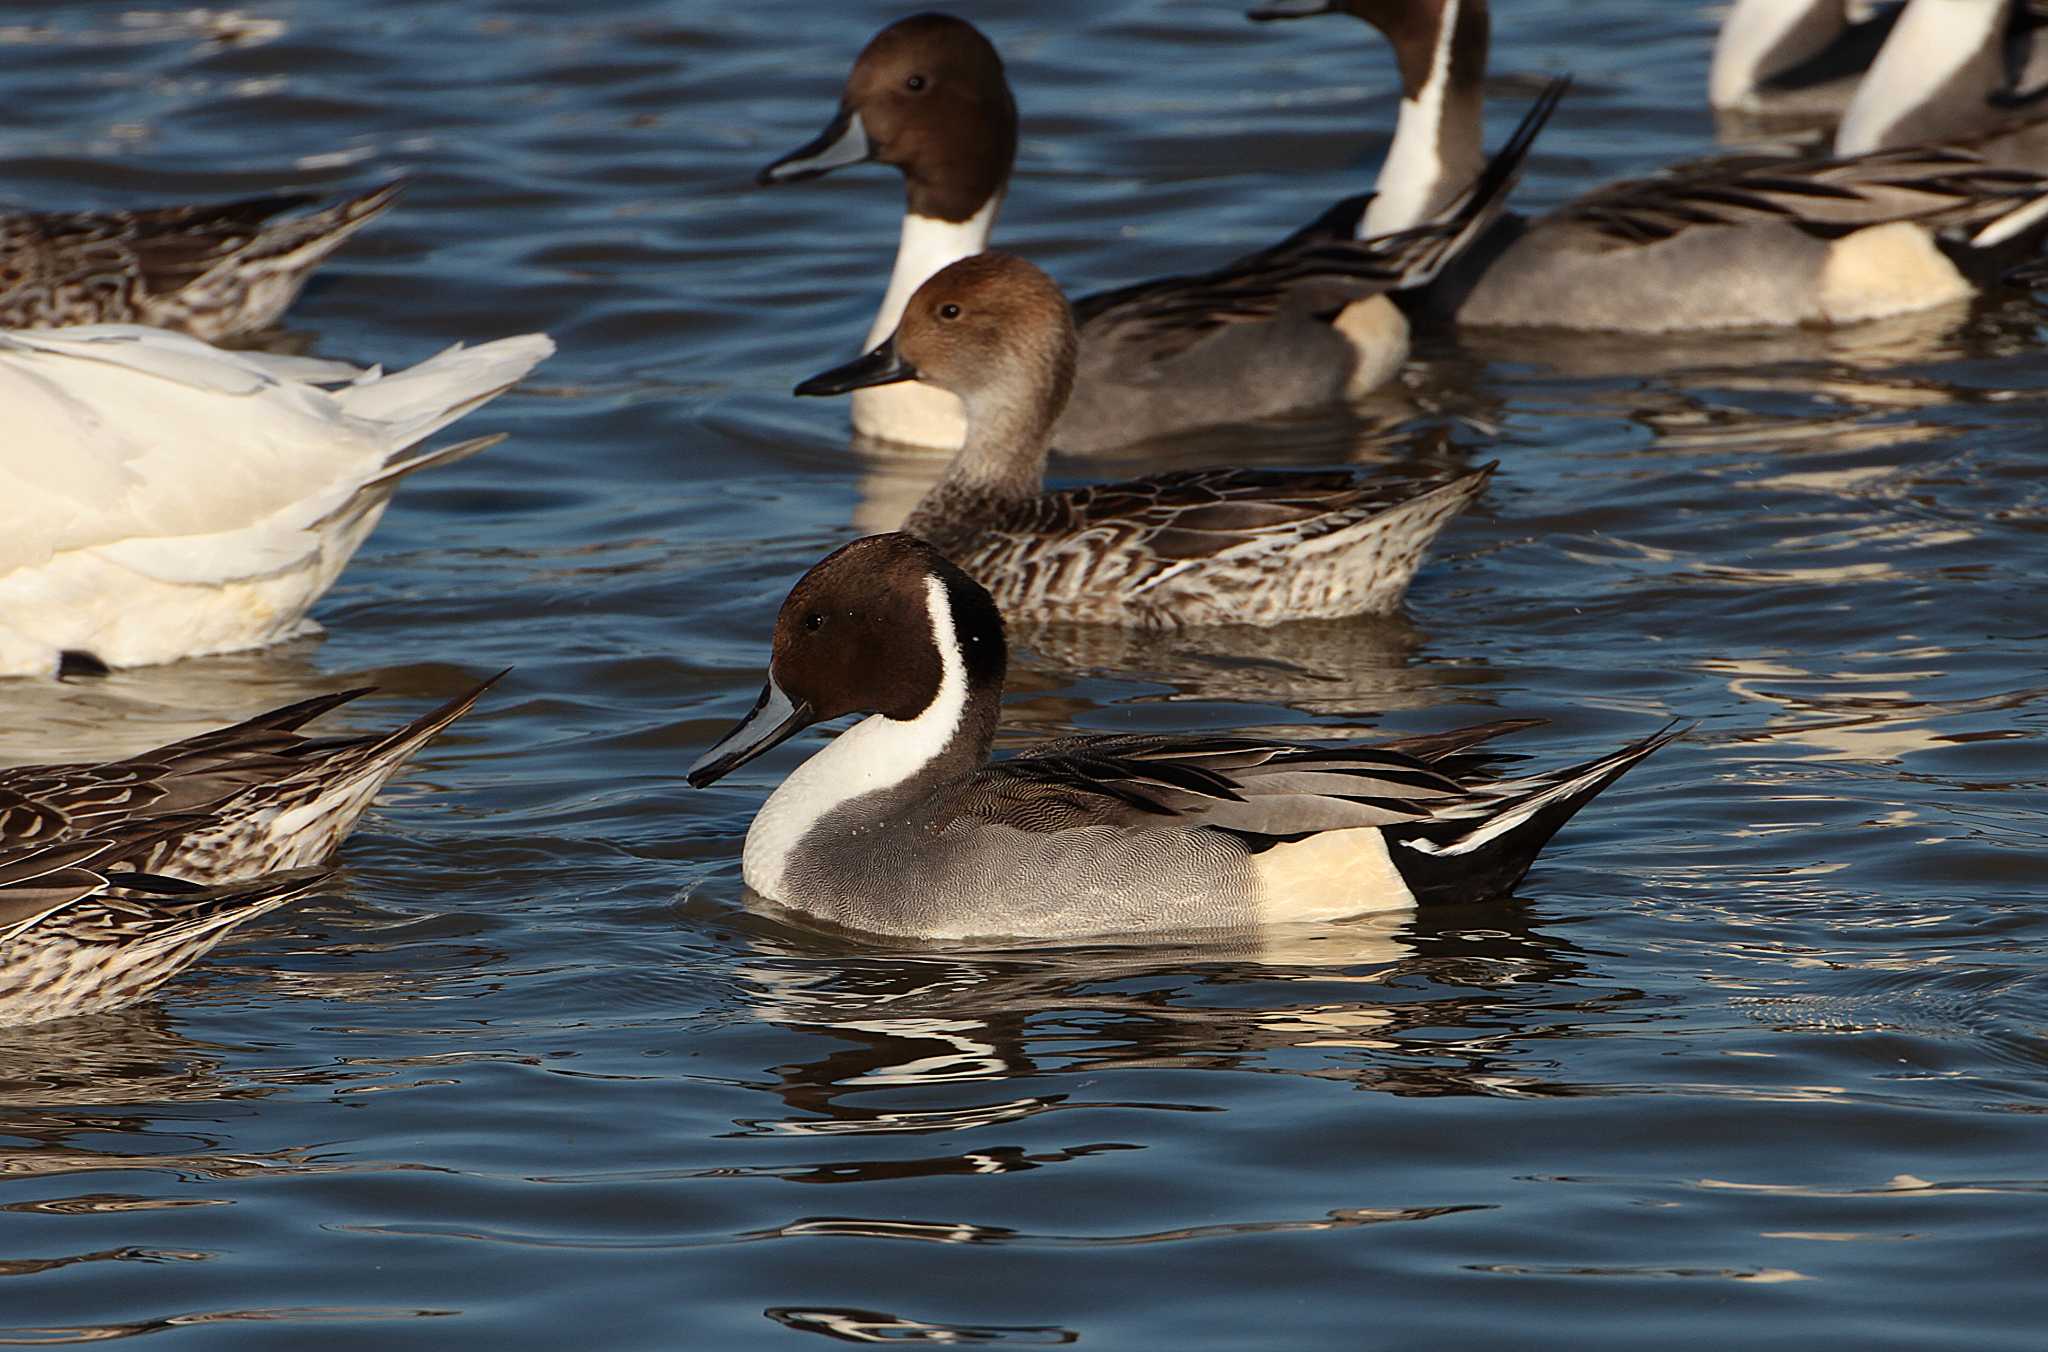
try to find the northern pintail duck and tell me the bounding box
[686,532,1684,940]
[1835,0,2048,163]
[0,325,553,677]
[0,181,401,341]
[0,676,496,884]
[795,252,1490,628]
[757,13,1559,454]
[1709,0,1903,123]
[0,826,327,1025]
[1250,0,2048,330]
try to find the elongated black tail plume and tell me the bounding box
[1386,721,1690,906]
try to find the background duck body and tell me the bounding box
[905,465,1491,628]
[0,326,553,676]
[761,13,1550,453]
[0,831,328,1025]
[0,679,495,884]
[798,251,1488,627]
[0,181,401,340]
[1260,0,2048,331]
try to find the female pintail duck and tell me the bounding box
[1835,0,2048,164]
[1710,0,1904,123]
[795,251,1491,628]
[0,826,328,1025]
[686,533,1685,940]
[0,325,553,677]
[757,12,1562,454]
[1249,0,2048,330]
[0,676,497,884]
[1,180,402,341]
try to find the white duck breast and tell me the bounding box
[0,326,553,676]
[687,534,1686,942]
[851,200,1001,451]
[741,573,972,901]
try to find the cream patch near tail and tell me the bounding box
[1251,826,1416,924]
[1818,222,1971,324]
[1333,297,1412,398]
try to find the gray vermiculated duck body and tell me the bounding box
[686,534,1684,941]
[797,251,1490,628]
[0,829,327,1025]
[758,13,1555,453]
[0,181,401,341]
[0,677,496,884]
[1253,0,2048,331]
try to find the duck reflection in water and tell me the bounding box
[719,905,1634,1149]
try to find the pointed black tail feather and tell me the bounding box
[1385,721,1690,906]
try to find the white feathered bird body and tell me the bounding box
[0,326,553,675]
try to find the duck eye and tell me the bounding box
[938,303,962,320]
[804,612,825,633]
[905,74,927,92]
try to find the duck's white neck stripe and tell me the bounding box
[1835,0,2004,154]
[742,575,970,901]
[1363,0,1462,238]
[1710,0,1847,109]
[866,199,1002,349]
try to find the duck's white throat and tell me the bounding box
[1362,0,1463,237]
[1834,0,2004,154]
[851,200,1001,452]
[867,200,1001,347]
[1710,0,1848,110]
[742,576,972,900]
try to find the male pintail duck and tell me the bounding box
[757,12,1561,453]
[795,251,1491,628]
[1835,0,2048,165]
[0,325,554,677]
[1249,0,2048,330]
[686,533,1685,940]
[0,826,328,1025]
[0,180,402,341]
[1710,0,1903,123]
[0,676,497,884]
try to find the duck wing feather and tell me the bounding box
[950,733,1474,837]
[1562,144,2048,246]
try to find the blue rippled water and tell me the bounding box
[0,1,2044,1346]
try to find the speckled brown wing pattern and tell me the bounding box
[0,180,400,339]
[940,466,1492,626]
[0,689,371,859]
[0,829,328,1025]
[0,675,493,884]
[1562,145,2048,247]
